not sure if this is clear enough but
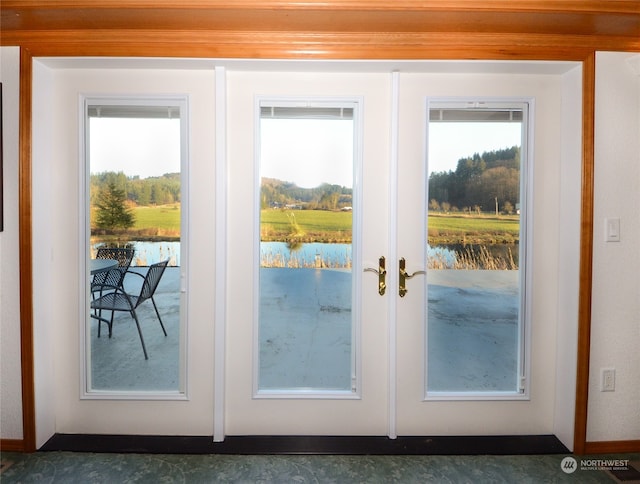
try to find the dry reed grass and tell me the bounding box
[261,251,351,269]
[428,245,517,270]
[262,245,516,270]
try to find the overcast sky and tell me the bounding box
[89,117,522,183]
[428,122,522,174]
[89,117,181,178]
[260,118,354,188]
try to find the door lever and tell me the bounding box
[399,257,425,297]
[364,256,387,296]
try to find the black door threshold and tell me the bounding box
[41,434,569,455]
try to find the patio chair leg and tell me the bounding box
[151,297,168,336]
[130,310,149,360]
[93,294,101,337]
[108,310,115,338]
[95,308,114,338]
[90,312,113,339]
[93,313,103,337]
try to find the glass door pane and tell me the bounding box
[426,102,527,396]
[257,102,356,394]
[86,100,185,394]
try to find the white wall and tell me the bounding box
[32,60,57,447]
[554,65,583,450]
[0,46,24,440]
[587,52,640,442]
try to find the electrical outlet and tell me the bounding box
[601,368,616,392]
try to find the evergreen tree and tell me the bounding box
[94,181,135,230]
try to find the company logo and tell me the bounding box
[580,459,630,471]
[561,457,578,474]
[560,456,630,474]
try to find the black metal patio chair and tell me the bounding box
[90,259,169,360]
[91,247,135,293]
[91,247,136,328]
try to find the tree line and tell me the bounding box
[91,171,181,231]
[91,171,181,207]
[429,146,520,215]
[261,177,352,211]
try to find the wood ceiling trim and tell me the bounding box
[2,0,639,14]
[3,11,639,37]
[3,31,638,60]
[2,2,638,40]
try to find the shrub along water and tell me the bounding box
[428,245,518,270]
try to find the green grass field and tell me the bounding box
[97,205,517,245]
[261,209,353,242]
[133,204,181,232]
[428,213,519,244]
[261,209,518,244]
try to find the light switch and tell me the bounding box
[605,218,621,242]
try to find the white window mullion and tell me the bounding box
[213,65,227,442]
[388,71,400,439]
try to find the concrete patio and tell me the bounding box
[90,267,181,392]
[89,267,519,394]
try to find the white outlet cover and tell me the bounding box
[601,368,616,392]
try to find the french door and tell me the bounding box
[41,59,578,445]
[226,71,392,435]
[224,68,552,437]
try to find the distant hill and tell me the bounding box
[428,146,520,214]
[261,177,352,210]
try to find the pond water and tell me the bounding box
[261,242,352,268]
[261,241,519,270]
[93,240,518,269]
[93,241,181,267]
[430,243,519,270]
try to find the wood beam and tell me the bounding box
[18,46,37,453]
[573,51,595,456]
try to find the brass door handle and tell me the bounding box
[399,257,425,297]
[364,256,387,296]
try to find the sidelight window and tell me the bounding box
[82,97,187,397]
